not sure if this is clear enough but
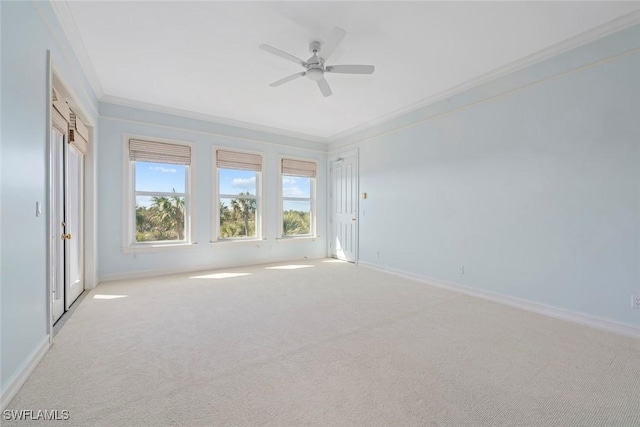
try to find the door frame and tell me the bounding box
[327,148,359,263]
[47,55,96,339]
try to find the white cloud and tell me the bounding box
[232,177,256,189]
[283,177,310,197]
[149,166,177,173]
[283,177,297,185]
[283,186,306,197]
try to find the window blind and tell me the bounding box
[69,113,89,154]
[281,158,317,178]
[52,109,68,134]
[129,139,191,165]
[52,88,70,134]
[216,149,262,172]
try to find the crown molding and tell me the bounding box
[327,10,640,144]
[49,0,104,98]
[100,95,328,144]
[47,1,640,147]
[32,1,100,116]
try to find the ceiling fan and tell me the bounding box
[259,27,375,97]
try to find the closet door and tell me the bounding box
[52,129,85,323]
[51,128,65,323]
[65,144,84,308]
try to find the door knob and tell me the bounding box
[61,233,72,240]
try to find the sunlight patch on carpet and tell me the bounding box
[265,265,314,270]
[93,294,128,300]
[190,272,251,279]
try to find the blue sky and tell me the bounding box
[282,176,310,198]
[135,162,186,193]
[219,169,257,196]
[135,162,311,212]
[282,175,311,212]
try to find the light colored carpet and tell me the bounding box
[6,259,640,426]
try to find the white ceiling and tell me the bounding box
[59,1,640,141]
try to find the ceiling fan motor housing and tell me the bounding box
[309,41,322,54]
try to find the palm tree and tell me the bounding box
[219,201,231,223]
[220,221,243,239]
[283,210,310,235]
[231,192,256,237]
[136,205,148,231]
[150,192,185,240]
[135,205,153,241]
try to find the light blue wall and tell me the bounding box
[0,1,98,397]
[332,25,640,327]
[3,1,638,405]
[97,103,328,280]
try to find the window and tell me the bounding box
[128,138,192,245]
[280,157,317,237]
[216,149,262,240]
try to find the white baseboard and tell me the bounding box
[358,261,640,340]
[1,336,51,410]
[98,255,327,284]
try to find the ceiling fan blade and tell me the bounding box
[259,44,307,66]
[270,72,306,87]
[325,65,375,74]
[320,27,347,61]
[317,77,332,97]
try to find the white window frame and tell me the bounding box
[212,147,263,242]
[122,135,196,253]
[278,155,317,239]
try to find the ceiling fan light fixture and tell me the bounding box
[306,68,324,81]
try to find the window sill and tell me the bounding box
[276,236,318,242]
[210,238,266,246]
[123,242,198,254]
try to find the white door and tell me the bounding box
[52,128,65,322]
[66,145,84,308]
[52,130,84,323]
[330,152,358,262]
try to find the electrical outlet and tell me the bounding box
[632,294,640,309]
[458,265,464,275]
